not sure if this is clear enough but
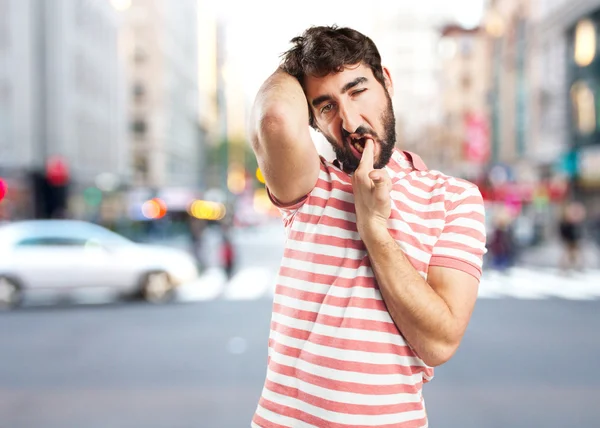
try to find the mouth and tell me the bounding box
[347,135,369,158]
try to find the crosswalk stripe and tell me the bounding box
[176,267,600,302]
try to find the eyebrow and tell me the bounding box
[311,77,368,108]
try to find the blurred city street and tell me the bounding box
[1,225,600,427]
[3,0,600,427]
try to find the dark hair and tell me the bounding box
[280,26,386,127]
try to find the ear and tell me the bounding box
[382,66,394,97]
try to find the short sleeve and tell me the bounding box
[266,187,309,228]
[429,184,487,280]
[265,156,331,230]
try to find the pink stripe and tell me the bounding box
[268,360,422,395]
[270,321,417,357]
[264,379,423,415]
[252,413,288,428]
[258,397,427,428]
[261,390,424,428]
[273,303,399,334]
[269,340,432,379]
[276,284,388,311]
[283,247,429,274]
[279,266,376,288]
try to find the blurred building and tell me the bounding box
[438,24,491,179]
[121,0,204,214]
[368,6,450,167]
[529,0,600,214]
[484,0,532,168]
[197,0,219,151]
[0,0,128,220]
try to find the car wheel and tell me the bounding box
[0,276,22,310]
[141,271,173,304]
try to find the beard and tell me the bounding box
[323,90,396,173]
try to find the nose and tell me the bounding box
[339,103,361,135]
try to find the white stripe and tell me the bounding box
[280,257,375,279]
[390,210,446,231]
[431,246,482,266]
[266,366,421,406]
[269,350,423,389]
[390,190,446,213]
[290,216,440,248]
[277,274,381,300]
[269,326,424,368]
[287,237,365,259]
[287,236,433,267]
[447,177,479,192]
[273,293,393,324]
[436,232,485,250]
[312,185,351,203]
[444,216,487,235]
[254,403,317,427]
[303,202,355,222]
[449,203,485,216]
[261,387,426,426]
[271,312,420,356]
[303,197,448,233]
[395,179,449,200]
[312,183,447,215]
[291,220,361,240]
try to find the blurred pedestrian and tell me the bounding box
[188,217,205,267]
[220,225,235,279]
[559,202,586,272]
[489,209,514,273]
[248,25,487,427]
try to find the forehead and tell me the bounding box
[304,63,373,101]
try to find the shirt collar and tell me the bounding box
[384,149,428,176]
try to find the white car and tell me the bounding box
[0,220,199,308]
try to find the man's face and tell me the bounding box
[304,63,396,173]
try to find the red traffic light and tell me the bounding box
[0,178,7,201]
[46,156,70,186]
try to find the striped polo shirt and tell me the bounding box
[253,149,487,428]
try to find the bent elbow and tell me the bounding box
[421,342,458,367]
[251,107,288,151]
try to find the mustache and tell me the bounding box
[341,126,378,141]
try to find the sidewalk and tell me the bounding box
[516,240,600,270]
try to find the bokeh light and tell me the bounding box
[141,198,167,219]
[188,200,226,221]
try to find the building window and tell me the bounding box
[134,46,147,64]
[131,119,147,135]
[461,74,472,91]
[132,82,146,101]
[571,81,596,135]
[574,19,596,67]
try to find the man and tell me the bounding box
[250,26,486,428]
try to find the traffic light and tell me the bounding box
[31,157,70,219]
[0,178,7,202]
[46,156,70,186]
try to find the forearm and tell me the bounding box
[361,223,459,366]
[249,68,318,204]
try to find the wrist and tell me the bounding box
[357,217,389,243]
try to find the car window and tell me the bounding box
[6,221,134,250]
[82,225,133,246]
[16,237,88,247]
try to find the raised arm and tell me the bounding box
[250,69,320,205]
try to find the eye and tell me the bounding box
[320,103,334,114]
[351,89,366,96]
